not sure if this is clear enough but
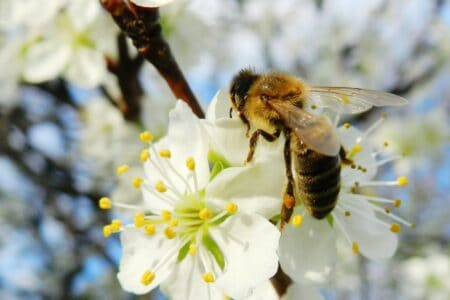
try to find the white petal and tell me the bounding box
[130,0,175,7]
[161,255,224,300]
[23,39,71,83]
[212,213,280,299]
[67,0,100,31]
[240,281,278,300]
[337,194,398,260]
[283,283,324,300]
[279,211,336,284]
[206,90,231,121]
[338,126,377,183]
[117,228,178,294]
[65,48,106,88]
[206,162,285,218]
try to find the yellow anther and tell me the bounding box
[116,164,129,176]
[385,208,391,214]
[140,149,151,162]
[291,214,303,227]
[164,227,176,239]
[352,242,359,254]
[397,176,409,187]
[383,141,389,147]
[111,219,122,231]
[141,270,155,286]
[145,224,156,236]
[169,219,179,227]
[161,210,172,221]
[351,144,363,153]
[202,272,215,283]
[225,202,238,214]
[224,296,231,300]
[186,157,196,171]
[345,211,351,217]
[341,94,351,104]
[134,213,146,228]
[199,208,213,220]
[343,123,351,129]
[155,180,167,193]
[132,177,143,189]
[390,223,401,233]
[139,131,154,143]
[159,149,171,158]
[188,243,197,256]
[310,104,317,110]
[394,199,402,208]
[98,197,112,210]
[103,225,112,238]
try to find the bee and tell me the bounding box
[229,69,407,226]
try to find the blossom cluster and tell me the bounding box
[99,90,411,299]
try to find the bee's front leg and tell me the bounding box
[245,129,281,164]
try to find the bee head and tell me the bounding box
[229,69,260,112]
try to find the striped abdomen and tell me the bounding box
[292,136,341,219]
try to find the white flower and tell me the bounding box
[9,0,117,87]
[101,100,281,299]
[279,115,413,284]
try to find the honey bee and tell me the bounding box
[229,69,407,226]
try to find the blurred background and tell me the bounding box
[0,0,449,299]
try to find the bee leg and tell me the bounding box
[245,129,281,164]
[238,113,251,137]
[339,146,353,165]
[280,131,295,229]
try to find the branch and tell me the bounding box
[100,0,204,118]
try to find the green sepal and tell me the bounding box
[208,150,231,181]
[202,233,225,271]
[177,241,191,263]
[270,214,281,224]
[326,214,334,227]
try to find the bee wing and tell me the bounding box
[268,100,340,156]
[308,87,408,114]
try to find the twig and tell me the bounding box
[100,0,204,118]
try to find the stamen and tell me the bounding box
[98,197,112,210]
[202,272,215,283]
[116,164,130,175]
[103,225,112,238]
[189,243,197,256]
[390,223,401,233]
[145,224,156,236]
[397,176,409,187]
[134,213,146,228]
[111,219,122,231]
[356,114,385,143]
[140,149,151,162]
[139,131,154,143]
[199,208,212,220]
[141,270,155,286]
[159,149,172,159]
[225,202,238,214]
[161,210,172,221]
[373,155,403,168]
[345,210,351,217]
[132,177,143,189]
[164,227,176,239]
[337,203,391,229]
[383,141,389,147]
[169,219,179,227]
[394,199,402,208]
[186,157,196,171]
[364,201,414,227]
[347,144,362,159]
[352,242,360,254]
[155,180,168,193]
[291,214,303,227]
[343,122,351,129]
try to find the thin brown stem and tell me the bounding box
[100,0,204,118]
